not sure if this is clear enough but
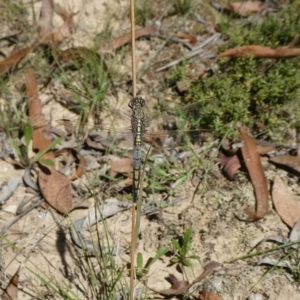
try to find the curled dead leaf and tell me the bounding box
[270,154,300,173]
[217,45,300,59]
[156,274,189,296]
[239,126,269,220]
[169,274,189,290]
[0,45,35,74]
[101,27,156,52]
[26,68,73,213]
[176,32,197,44]
[219,152,241,180]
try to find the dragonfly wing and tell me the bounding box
[56,100,213,151]
[87,127,134,149]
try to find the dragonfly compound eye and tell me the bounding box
[128,97,145,109]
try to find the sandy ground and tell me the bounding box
[1,0,300,299]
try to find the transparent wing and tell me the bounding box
[54,100,215,150]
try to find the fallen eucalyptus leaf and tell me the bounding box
[289,219,300,242]
[257,257,292,271]
[0,177,21,204]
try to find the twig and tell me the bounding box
[137,17,192,79]
[226,238,300,263]
[156,34,194,50]
[156,33,221,72]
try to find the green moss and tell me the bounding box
[170,1,300,142]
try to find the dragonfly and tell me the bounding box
[54,98,219,201]
[128,97,147,203]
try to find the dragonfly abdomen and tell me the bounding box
[129,97,146,203]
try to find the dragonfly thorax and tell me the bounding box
[129,97,146,132]
[132,108,145,119]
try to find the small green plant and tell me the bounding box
[176,1,300,142]
[11,123,62,167]
[171,228,200,267]
[173,0,196,15]
[135,0,153,26]
[136,245,169,278]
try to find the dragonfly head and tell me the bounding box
[128,97,145,110]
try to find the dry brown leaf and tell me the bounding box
[26,69,51,151]
[0,45,35,74]
[270,155,300,173]
[38,0,77,44]
[38,167,73,213]
[70,151,87,181]
[222,1,265,16]
[52,3,78,42]
[54,3,77,32]
[2,265,21,300]
[156,275,189,296]
[198,290,223,300]
[217,45,300,59]
[192,261,222,284]
[101,27,156,52]
[219,152,241,180]
[54,148,87,181]
[37,0,54,38]
[176,32,197,44]
[169,274,189,290]
[272,176,300,228]
[109,157,133,177]
[256,145,275,155]
[26,68,73,213]
[239,126,269,220]
[154,261,221,296]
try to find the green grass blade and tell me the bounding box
[146,245,169,268]
[24,123,33,149]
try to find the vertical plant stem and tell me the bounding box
[130,0,137,98]
[130,204,136,300]
[130,0,137,299]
